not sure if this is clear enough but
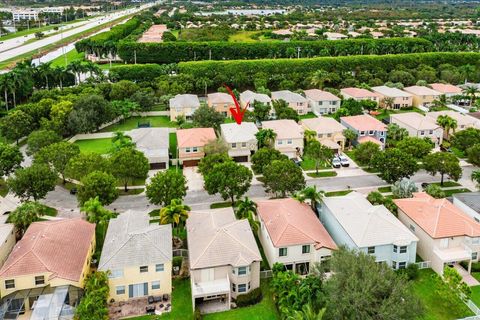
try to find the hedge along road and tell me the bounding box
[0,1,161,64]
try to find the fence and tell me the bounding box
[415,261,431,269]
[260,270,272,279]
[173,249,188,258]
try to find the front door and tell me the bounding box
[129,283,148,298]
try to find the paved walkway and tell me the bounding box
[454,264,480,287]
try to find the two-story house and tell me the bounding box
[257,198,337,274]
[239,90,272,111]
[169,94,201,121]
[262,119,304,158]
[395,193,480,275]
[0,215,15,268]
[99,210,172,303]
[207,92,234,118]
[430,83,463,99]
[187,207,261,314]
[0,219,95,314]
[303,89,341,115]
[340,88,381,104]
[426,110,480,134]
[220,122,258,162]
[176,128,216,167]
[318,192,418,269]
[390,112,443,147]
[271,90,309,115]
[301,117,347,153]
[371,85,413,109]
[340,114,387,149]
[403,86,441,108]
[453,192,480,222]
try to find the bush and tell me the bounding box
[193,308,202,320]
[173,256,183,268]
[235,287,263,307]
[425,184,446,199]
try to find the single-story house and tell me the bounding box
[371,85,413,109]
[301,117,347,152]
[303,89,341,115]
[220,122,258,162]
[262,119,303,158]
[176,128,216,167]
[340,114,387,149]
[271,90,309,115]
[390,112,443,147]
[128,128,170,170]
[169,94,201,121]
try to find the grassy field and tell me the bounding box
[210,201,233,209]
[443,188,471,197]
[50,48,84,67]
[374,107,425,121]
[378,186,392,193]
[413,269,473,320]
[300,157,331,171]
[99,116,176,132]
[307,171,337,178]
[169,133,177,157]
[325,190,352,197]
[430,181,461,187]
[299,112,318,120]
[74,138,113,154]
[228,31,261,42]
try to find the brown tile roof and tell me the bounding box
[257,198,337,250]
[0,218,95,282]
[176,128,216,148]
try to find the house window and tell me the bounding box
[238,284,247,293]
[392,261,397,269]
[393,245,398,253]
[359,131,365,136]
[278,140,283,145]
[369,130,374,135]
[379,131,384,136]
[420,131,425,135]
[242,142,247,148]
[237,266,248,276]
[318,134,323,138]
[156,264,164,272]
[5,280,14,289]
[327,133,332,138]
[232,143,237,149]
[287,139,292,145]
[473,252,478,260]
[152,281,160,290]
[35,276,45,286]
[140,266,148,273]
[116,286,125,295]
[109,269,124,278]
[429,130,433,135]
[185,147,191,153]
[367,246,375,254]
[192,147,198,152]
[409,224,415,232]
[398,262,407,269]
[400,246,407,254]
[232,283,236,292]
[302,245,310,254]
[279,248,288,257]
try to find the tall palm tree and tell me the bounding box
[84,61,101,79]
[380,96,395,110]
[236,197,260,233]
[52,66,67,89]
[255,128,277,148]
[304,130,317,143]
[386,123,408,147]
[294,185,325,212]
[67,60,85,85]
[436,115,458,140]
[159,199,191,235]
[37,62,52,90]
[9,70,25,108]
[81,197,117,240]
[310,69,330,89]
[459,64,476,83]
[462,85,479,107]
[0,74,13,111]
[343,129,357,149]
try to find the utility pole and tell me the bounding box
[209,49,212,60]
[134,49,137,64]
[297,46,301,59]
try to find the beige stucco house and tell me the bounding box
[187,207,261,314]
[303,89,341,115]
[271,90,309,115]
[390,112,443,147]
[426,110,480,134]
[99,210,172,303]
[169,94,201,121]
[395,193,480,275]
[340,88,381,104]
[0,215,15,269]
[301,117,347,152]
[371,86,413,109]
[207,92,234,118]
[176,128,216,167]
[262,119,304,158]
[220,122,258,162]
[430,83,462,98]
[403,86,441,107]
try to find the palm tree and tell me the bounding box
[304,130,317,143]
[294,185,325,212]
[52,66,67,89]
[81,197,117,240]
[8,201,44,238]
[310,69,330,89]
[111,131,135,152]
[472,170,480,190]
[380,96,395,110]
[236,197,259,233]
[459,64,476,83]
[0,74,13,111]
[342,129,357,149]
[386,123,408,147]
[288,305,326,320]
[159,199,191,235]
[436,115,457,140]
[84,61,101,79]
[255,128,277,148]
[67,60,85,85]
[462,85,479,107]
[37,62,52,90]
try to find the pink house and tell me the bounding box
[340,114,387,148]
[176,128,216,167]
[340,87,381,104]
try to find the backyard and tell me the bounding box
[99,116,176,132]
[74,138,113,154]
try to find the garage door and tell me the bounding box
[150,162,166,170]
[233,156,248,163]
[183,160,200,167]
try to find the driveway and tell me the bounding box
[239,162,262,185]
[183,167,204,191]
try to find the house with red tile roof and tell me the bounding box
[176,128,216,167]
[0,218,95,313]
[395,193,480,275]
[257,198,336,275]
[340,114,387,149]
[430,83,463,98]
[340,87,381,104]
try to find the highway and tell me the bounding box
[0,1,159,63]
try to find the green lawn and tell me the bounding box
[129,278,193,320]
[443,188,471,197]
[50,48,84,67]
[307,171,337,178]
[300,157,331,171]
[74,138,113,154]
[118,188,144,196]
[451,147,466,159]
[325,190,353,197]
[412,269,473,320]
[374,107,424,121]
[470,286,480,308]
[99,116,176,132]
[210,201,234,209]
[228,31,261,42]
[430,181,461,188]
[0,178,8,197]
[299,112,318,120]
[169,133,177,157]
[203,280,280,320]
[378,186,392,193]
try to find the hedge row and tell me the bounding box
[116,38,434,64]
[108,63,175,82]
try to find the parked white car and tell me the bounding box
[332,157,341,168]
[338,155,350,167]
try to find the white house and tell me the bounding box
[303,89,341,115]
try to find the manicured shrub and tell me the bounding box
[235,287,263,307]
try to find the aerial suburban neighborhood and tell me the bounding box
[1,0,480,319]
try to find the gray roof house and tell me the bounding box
[169,94,201,121]
[128,128,170,169]
[99,210,172,302]
[453,192,480,222]
[187,207,261,314]
[220,122,258,162]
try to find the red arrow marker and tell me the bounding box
[224,84,248,125]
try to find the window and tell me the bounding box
[109,269,124,278]
[287,139,292,145]
[302,245,310,254]
[367,246,375,254]
[429,130,433,135]
[398,262,407,269]
[232,283,236,292]
[238,284,247,293]
[156,264,164,272]
[5,280,14,289]
[327,133,332,138]
[242,142,247,148]
[369,130,374,135]
[400,246,407,254]
[140,266,148,273]
[35,276,45,286]
[192,147,198,152]
[318,134,323,138]
[185,147,191,153]
[116,286,125,295]
[392,261,397,269]
[237,266,248,276]
[232,143,237,149]
[420,130,425,135]
[152,281,160,290]
[409,224,415,232]
[360,131,365,136]
[473,252,478,260]
[279,248,288,257]
[393,245,398,253]
[278,140,283,145]
[379,131,385,136]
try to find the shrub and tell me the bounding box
[405,263,419,280]
[173,256,183,268]
[193,308,202,320]
[425,184,446,199]
[235,287,263,307]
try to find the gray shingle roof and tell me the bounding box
[128,128,169,159]
[99,210,172,271]
[454,192,480,214]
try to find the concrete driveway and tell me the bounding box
[183,167,204,191]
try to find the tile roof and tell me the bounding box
[169,94,200,109]
[220,122,258,143]
[176,128,216,148]
[271,90,307,103]
[371,85,413,98]
[340,88,380,99]
[322,192,418,247]
[340,114,387,132]
[301,117,346,134]
[208,92,233,104]
[128,128,169,159]
[390,112,440,130]
[403,86,441,96]
[99,211,172,271]
[304,89,340,101]
[430,83,463,94]
[0,219,95,282]
[394,192,480,238]
[262,119,303,139]
[426,110,480,129]
[257,198,336,250]
[240,90,271,105]
[187,208,261,269]
[454,192,480,214]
